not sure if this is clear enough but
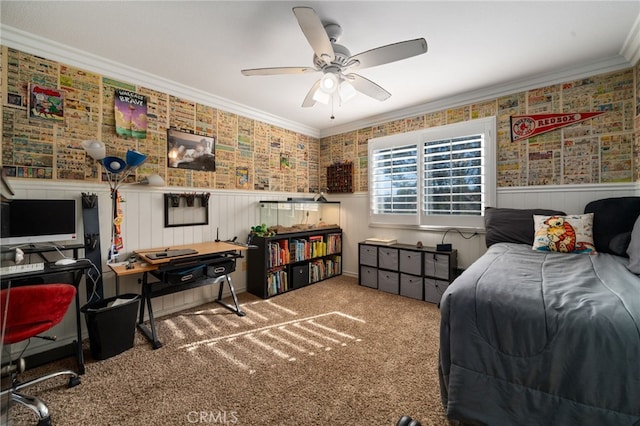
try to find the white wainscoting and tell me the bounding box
[4,180,638,356]
[330,182,639,273]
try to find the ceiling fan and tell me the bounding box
[241,7,428,108]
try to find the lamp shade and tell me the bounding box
[339,81,357,103]
[312,89,331,105]
[125,149,147,168]
[102,156,127,174]
[82,140,106,160]
[139,174,165,186]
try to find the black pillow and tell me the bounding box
[584,197,640,255]
[484,207,566,248]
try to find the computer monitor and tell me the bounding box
[0,199,78,246]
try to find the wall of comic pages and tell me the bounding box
[320,65,640,191]
[0,46,638,194]
[0,47,320,193]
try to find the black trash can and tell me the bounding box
[81,294,140,360]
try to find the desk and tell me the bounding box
[109,241,248,349]
[0,259,93,374]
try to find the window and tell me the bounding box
[368,117,496,229]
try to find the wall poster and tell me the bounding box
[167,129,216,171]
[114,89,148,138]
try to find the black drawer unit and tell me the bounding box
[150,255,236,293]
[358,242,457,304]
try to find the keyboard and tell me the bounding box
[145,249,198,260]
[0,262,45,276]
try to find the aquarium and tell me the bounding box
[258,200,341,234]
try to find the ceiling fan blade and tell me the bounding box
[347,73,391,101]
[241,67,317,76]
[293,7,335,65]
[347,38,428,70]
[302,80,321,107]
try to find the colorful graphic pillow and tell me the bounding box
[532,213,596,254]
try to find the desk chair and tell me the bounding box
[1,284,81,426]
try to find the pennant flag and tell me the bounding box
[510,112,605,142]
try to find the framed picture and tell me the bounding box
[167,129,216,172]
[28,84,64,122]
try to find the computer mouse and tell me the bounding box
[55,258,77,266]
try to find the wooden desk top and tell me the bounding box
[108,241,246,277]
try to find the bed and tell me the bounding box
[438,197,640,425]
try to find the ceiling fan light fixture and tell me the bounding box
[338,80,357,103]
[312,88,331,104]
[319,72,339,94]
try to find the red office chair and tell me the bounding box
[1,284,81,426]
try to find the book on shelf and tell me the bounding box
[364,238,397,245]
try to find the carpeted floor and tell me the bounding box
[6,275,449,425]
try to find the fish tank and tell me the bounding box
[258,200,341,234]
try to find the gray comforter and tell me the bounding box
[439,243,640,425]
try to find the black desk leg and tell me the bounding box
[215,275,245,317]
[136,276,163,349]
[73,292,86,374]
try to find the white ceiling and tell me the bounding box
[1,1,639,138]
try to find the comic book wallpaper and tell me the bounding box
[1,46,638,191]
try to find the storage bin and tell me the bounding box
[378,247,399,270]
[400,273,423,300]
[399,250,422,275]
[424,253,450,280]
[360,265,378,288]
[424,279,449,304]
[292,264,310,288]
[378,270,399,294]
[81,294,140,360]
[359,244,378,267]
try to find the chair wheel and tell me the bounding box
[68,376,81,387]
[397,416,421,426]
[36,418,52,426]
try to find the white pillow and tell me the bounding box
[626,215,640,274]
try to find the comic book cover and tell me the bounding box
[28,84,64,121]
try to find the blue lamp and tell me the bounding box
[82,141,158,263]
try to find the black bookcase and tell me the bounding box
[247,228,343,298]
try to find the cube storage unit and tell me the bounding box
[358,242,457,304]
[248,201,343,299]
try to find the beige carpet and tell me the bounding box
[7,275,449,425]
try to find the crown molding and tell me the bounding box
[0,25,320,139]
[320,54,634,138]
[2,23,636,142]
[621,13,640,66]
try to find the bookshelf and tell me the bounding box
[247,228,343,298]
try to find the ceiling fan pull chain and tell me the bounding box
[330,95,335,120]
